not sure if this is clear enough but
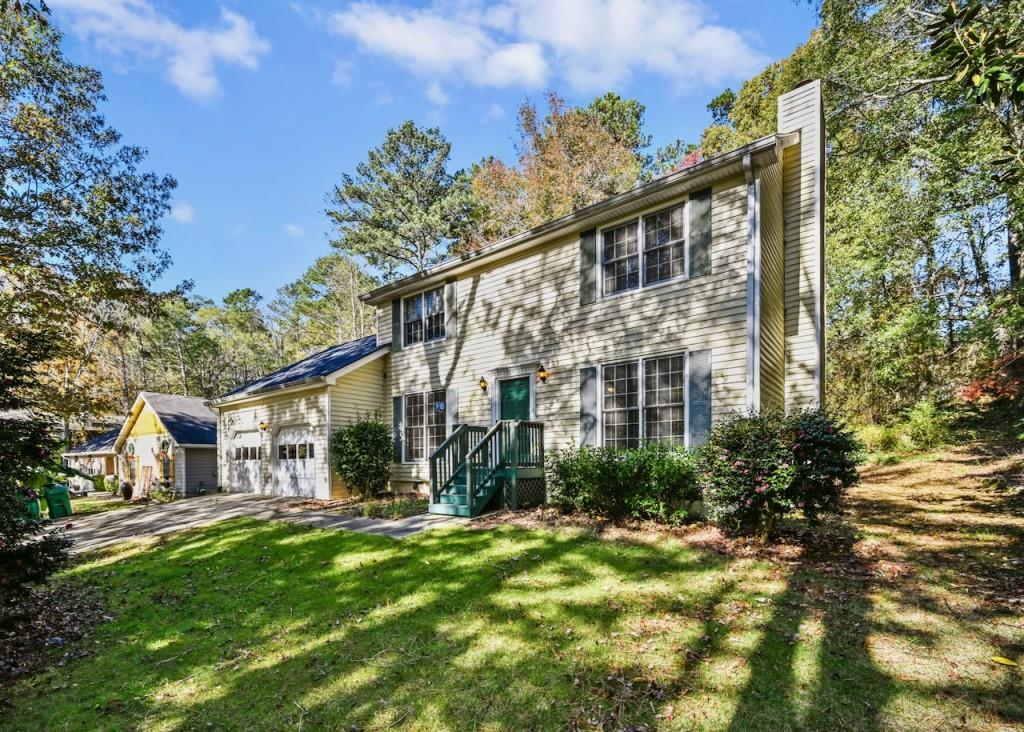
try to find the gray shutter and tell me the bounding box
[392,395,404,462]
[579,229,598,305]
[579,366,599,446]
[446,386,459,431]
[688,187,712,277]
[687,349,712,447]
[444,280,457,341]
[391,299,402,353]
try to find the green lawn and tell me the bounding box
[39,494,138,518]
[5,446,1022,730]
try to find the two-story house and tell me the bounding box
[214,81,825,516]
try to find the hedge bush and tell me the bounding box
[699,410,860,537]
[546,442,700,524]
[329,417,393,497]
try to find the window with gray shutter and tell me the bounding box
[688,187,712,277]
[687,349,712,446]
[579,366,599,445]
[444,280,457,341]
[579,229,597,305]
[390,300,402,353]
[392,395,403,462]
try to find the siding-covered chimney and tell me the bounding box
[777,79,825,409]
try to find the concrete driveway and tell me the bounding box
[65,493,466,553]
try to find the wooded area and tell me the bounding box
[4,0,1023,441]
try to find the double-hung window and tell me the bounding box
[643,204,685,285]
[602,362,639,448]
[602,353,687,448]
[600,201,687,296]
[404,389,446,461]
[403,287,445,346]
[602,221,640,295]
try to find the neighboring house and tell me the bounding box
[210,335,387,499]
[113,392,218,497]
[211,81,826,517]
[61,428,121,494]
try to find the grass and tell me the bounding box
[4,446,1023,730]
[38,494,138,518]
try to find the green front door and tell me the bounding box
[499,377,531,421]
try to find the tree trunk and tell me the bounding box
[1009,192,1022,290]
[116,336,131,411]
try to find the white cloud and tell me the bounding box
[484,102,506,121]
[332,58,354,87]
[283,223,305,238]
[57,0,270,100]
[325,0,764,93]
[425,80,449,107]
[170,201,194,224]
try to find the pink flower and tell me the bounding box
[755,487,766,494]
[65,523,73,530]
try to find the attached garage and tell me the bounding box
[210,336,387,499]
[273,424,316,497]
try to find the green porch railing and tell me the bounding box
[430,420,544,515]
[429,424,486,504]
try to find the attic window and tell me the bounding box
[403,286,445,346]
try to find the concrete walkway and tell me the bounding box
[65,493,467,553]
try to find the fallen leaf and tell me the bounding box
[991,656,1018,667]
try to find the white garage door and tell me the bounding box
[230,431,263,494]
[274,425,316,497]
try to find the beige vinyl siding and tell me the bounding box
[383,175,751,489]
[759,158,786,411]
[778,81,825,408]
[183,447,217,495]
[216,386,330,498]
[327,355,387,496]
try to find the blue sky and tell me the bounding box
[53,1,817,304]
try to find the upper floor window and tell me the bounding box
[643,204,685,285]
[602,221,639,295]
[601,202,687,296]
[404,287,445,346]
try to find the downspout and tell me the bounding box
[744,153,762,413]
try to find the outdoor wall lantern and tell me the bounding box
[536,364,550,384]
[478,376,489,393]
[258,421,269,432]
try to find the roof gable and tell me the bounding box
[64,427,120,455]
[115,392,217,450]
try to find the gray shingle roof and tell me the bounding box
[140,392,217,446]
[65,427,120,455]
[217,335,384,402]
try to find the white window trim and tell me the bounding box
[597,198,690,300]
[402,389,447,464]
[401,286,447,348]
[599,351,694,449]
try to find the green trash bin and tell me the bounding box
[44,484,73,520]
[23,495,42,520]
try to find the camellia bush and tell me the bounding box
[699,410,860,538]
[329,417,393,497]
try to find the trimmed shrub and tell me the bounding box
[330,417,393,497]
[546,442,701,524]
[781,410,861,522]
[699,410,860,538]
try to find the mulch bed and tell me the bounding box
[0,581,107,705]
